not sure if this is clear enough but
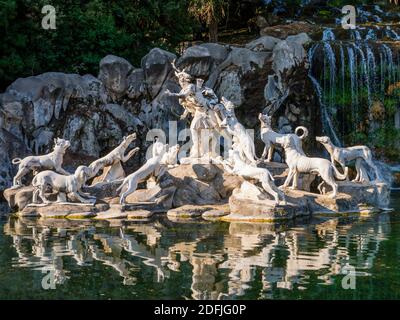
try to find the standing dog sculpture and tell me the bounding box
[316,136,380,182]
[12,138,71,187]
[259,113,308,162]
[117,144,180,205]
[32,166,95,204]
[277,136,348,198]
[220,97,258,165]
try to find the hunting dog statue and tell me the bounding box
[220,97,258,165]
[277,135,348,199]
[12,138,71,188]
[88,133,139,184]
[32,166,95,204]
[117,144,180,205]
[316,136,381,182]
[259,113,308,162]
[215,150,285,204]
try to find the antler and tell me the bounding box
[171,59,180,72]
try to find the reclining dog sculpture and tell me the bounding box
[220,97,258,165]
[316,136,380,182]
[12,138,71,187]
[277,135,348,198]
[118,144,180,205]
[32,166,95,204]
[259,113,308,162]
[88,133,139,183]
[215,150,285,204]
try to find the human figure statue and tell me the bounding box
[165,61,226,162]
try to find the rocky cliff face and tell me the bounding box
[0,32,319,195]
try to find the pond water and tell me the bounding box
[1,192,400,300]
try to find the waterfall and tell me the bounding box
[308,74,342,147]
[308,24,400,148]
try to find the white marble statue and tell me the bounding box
[219,97,257,165]
[259,113,308,162]
[215,150,285,204]
[277,135,348,198]
[165,61,224,161]
[12,138,71,188]
[88,133,139,184]
[117,143,180,205]
[316,136,381,183]
[32,166,95,204]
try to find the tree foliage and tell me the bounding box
[0,0,193,89]
[188,0,228,42]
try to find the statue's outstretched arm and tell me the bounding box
[180,109,190,120]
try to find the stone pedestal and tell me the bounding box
[19,202,109,218]
[225,182,309,222]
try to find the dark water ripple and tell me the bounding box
[0,192,400,299]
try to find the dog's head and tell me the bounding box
[122,132,137,145]
[152,140,167,158]
[75,166,91,183]
[258,113,272,126]
[221,96,236,112]
[276,135,293,149]
[54,138,71,152]
[316,136,331,145]
[161,144,180,165]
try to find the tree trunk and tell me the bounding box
[208,18,218,42]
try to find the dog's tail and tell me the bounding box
[12,158,22,165]
[332,165,348,181]
[295,126,309,140]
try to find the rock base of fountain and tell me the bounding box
[19,202,109,218]
[4,164,390,222]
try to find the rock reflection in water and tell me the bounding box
[2,213,391,299]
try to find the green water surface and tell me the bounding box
[1,192,400,300]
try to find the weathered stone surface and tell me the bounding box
[3,186,34,211]
[226,181,309,222]
[125,185,176,210]
[324,181,390,209]
[167,205,217,219]
[127,68,146,99]
[19,203,109,218]
[202,204,230,220]
[95,205,153,220]
[101,104,143,130]
[127,210,153,219]
[199,43,229,64]
[83,180,123,199]
[98,55,133,101]
[246,36,281,52]
[260,22,317,39]
[141,48,176,99]
[177,45,213,78]
[0,129,31,191]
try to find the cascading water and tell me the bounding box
[308,17,400,154]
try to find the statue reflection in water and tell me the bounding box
[3,213,391,299]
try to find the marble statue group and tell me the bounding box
[8,60,384,213]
